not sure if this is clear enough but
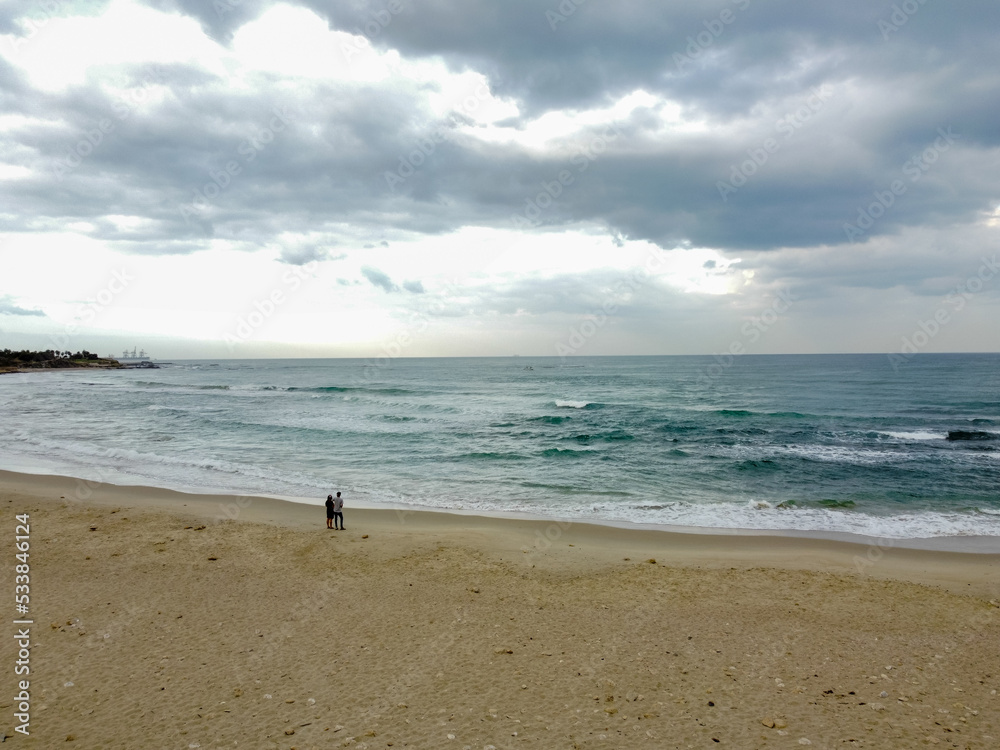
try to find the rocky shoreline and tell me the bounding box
[0,359,124,374]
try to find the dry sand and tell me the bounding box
[1,469,999,749]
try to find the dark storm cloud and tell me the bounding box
[0,58,455,243]
[304,1,1000,118]
[299,0,1000,251]
[1,0,998,291]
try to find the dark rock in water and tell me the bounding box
[946,430,998,441]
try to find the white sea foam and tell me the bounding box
[709,442,905,466]
[883,431,944,441]
[554,400,590,408]
[341,487,1000,540]
[0,432,328,499]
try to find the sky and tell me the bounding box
[0,0,998,359]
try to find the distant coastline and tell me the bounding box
[0,348,123,374]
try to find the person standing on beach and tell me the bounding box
[333,491,345,530]
[325,494,335,529]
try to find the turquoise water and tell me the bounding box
[1,354,998,538]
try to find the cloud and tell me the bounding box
[278,245,344,265]
[0,296,45,317]
[0,2,1000,262]
[1,0,995,267]
[402,279,424,294]
[138,0,270,41]
[361,265,397,292]
[1,0,999,356]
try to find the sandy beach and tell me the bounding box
[2,469,999,749]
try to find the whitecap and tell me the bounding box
[883,431,944,441]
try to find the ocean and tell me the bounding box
[1,354,999,539]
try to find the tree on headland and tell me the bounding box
[0,349,113,370]
[0,349,59,364]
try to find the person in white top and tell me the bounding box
[332,491,345,530]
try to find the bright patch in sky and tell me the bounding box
[5,1,216,90]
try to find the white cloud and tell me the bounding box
[4,0,221,91]
[231,4,389,84]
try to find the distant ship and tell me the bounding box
[110,348,157,368]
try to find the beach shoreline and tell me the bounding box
[3,468,999,595]
[3,466,999,553]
